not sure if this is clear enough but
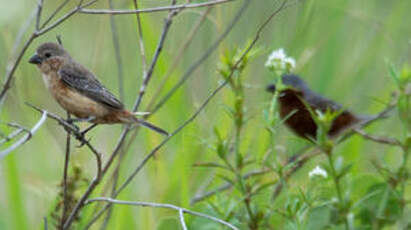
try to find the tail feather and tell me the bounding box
[136,118,169,136]
[118,110,169,136]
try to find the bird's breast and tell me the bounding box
[41,72,110,119]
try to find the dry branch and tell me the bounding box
[85,197,239,230]
[0,111,47,159]
[80,0,236,15]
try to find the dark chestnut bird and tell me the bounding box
[266,74,372,140]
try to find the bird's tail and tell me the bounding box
[119,110,169,136]
[135,118,169,136]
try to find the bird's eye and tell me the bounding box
[45,52,51,58]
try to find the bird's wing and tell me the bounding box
[58,63,124,110]
[303,91,343,112]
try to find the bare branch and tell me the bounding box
[98,2,179,227]
[40,0,71,29]
[133,1,179,111]
[108,0,124,101]
[115,0,286,195]
[0,128,24,146]
[191,169,270,204]
[61,113,72,228]
[83,1,286,226]
[0,111,47,159]
[0,0,99,102]
[10,8,36,56]
[35,0,44,31]
[132,0,148,76]
[85,197,239,230]
[36,0,98,36]
[353,128,402,146]
[79,0,236,15]
[26,103,102,180]
[179,209,188,230]
[0,34,37,102]
[44,217,48,230]
[150,0,251,113]
[25,103,103,230]
[146,6,212,110]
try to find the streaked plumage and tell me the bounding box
[29,42,168,135]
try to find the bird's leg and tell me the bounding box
[65,116,96,148]
[81,123,98,136]
[65,118,80,132]
[76,123,98,148]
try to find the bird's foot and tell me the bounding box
[75,124,98,148]
[64,119,80,132]
[76,132,92,148]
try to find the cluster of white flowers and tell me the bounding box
[308,165,328,178]
[265,48,296,75]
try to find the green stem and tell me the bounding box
[325,149,349,230]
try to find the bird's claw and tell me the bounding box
[64,120,80,132]
[76,133,92,148]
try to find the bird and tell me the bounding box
[28,42,168,136]
[266,74,373,140]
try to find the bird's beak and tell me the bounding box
[29,54,43,64]
[266,84,276,93]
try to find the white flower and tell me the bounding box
[265,48,296,75]
[284,57,296,69]
[309,165,327,178]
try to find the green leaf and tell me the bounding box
[386,59,401,88]
[337,163,352,180]
[306,205,331,230]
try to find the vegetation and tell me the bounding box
[0,0,410,229]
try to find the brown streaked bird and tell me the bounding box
[266,74,373,140]
[29,42,168,136]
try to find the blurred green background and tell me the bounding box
[0,0,410,229]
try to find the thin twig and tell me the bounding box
[0,111,47,159]
[146,6,212,111]
[0,0,99,102]
[108,0,124,101]
[353,128,402,146]
[179,209,188,230]
[192,100,397,203]
[44,217,48,230]
[40,0,71,29]
[10,8,36,58]
[36,0,99,36]
[116,0,283,195]
[150,0,251,113]
[25,103,102,180]
[79,0,236,15]
[85,197,239,230]
[35,0,44,31]
[0,128,24,146]
[25,103,103,230]
[191,169,270,204]
[61,113,71,229]
[132,0,148,75]
[97,2,179,227]
[64,177,100,229]
[0,34,37,102]
[133,0,179,111]
[84,1,283,226]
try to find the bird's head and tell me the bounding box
[266,74,309,94]
[29,42,70,66]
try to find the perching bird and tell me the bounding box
[266,74,373,140]
[29,42,168,136]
